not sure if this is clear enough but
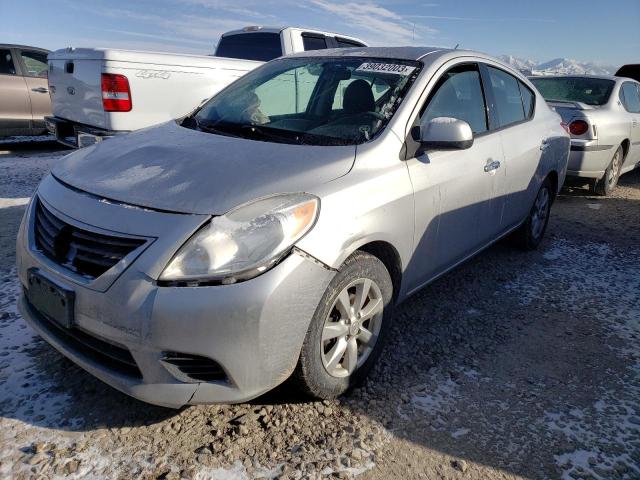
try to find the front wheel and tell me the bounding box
[593,146,623,196]
[294,251,394,399]
[514,177,553,250]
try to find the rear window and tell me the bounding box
[530,77,615,106]
[215,33,283,62]
[19,50,48,77]
[302,35,327,51]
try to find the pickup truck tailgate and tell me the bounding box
[48,50,106,129]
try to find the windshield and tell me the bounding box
[187,57,421,146]
[215,33,283,62]
[530,77,615,106]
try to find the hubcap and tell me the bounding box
[321,278,384,378]
[607,151,621,189]
[531,186,550,239]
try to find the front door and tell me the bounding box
[0,48,31,134]
[404,63,504,292]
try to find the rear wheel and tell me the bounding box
[294,251,393,399]
[594,146,623,196]
[514,177,553,250]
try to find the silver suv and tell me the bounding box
[16,47,569,407]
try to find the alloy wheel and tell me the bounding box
[531,186,550,240]
[321,278,384,378]
[607,150,622,190]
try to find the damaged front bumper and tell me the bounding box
[16,179,335,408]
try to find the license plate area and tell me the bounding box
[26,269,75,329]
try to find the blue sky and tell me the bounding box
[2,0,639,66]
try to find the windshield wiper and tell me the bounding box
[197,120,243,138]
[238,125,307,145]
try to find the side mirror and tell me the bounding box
[412,117,474,151]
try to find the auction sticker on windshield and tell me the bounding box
[356,63,416,76]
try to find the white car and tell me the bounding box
[530,75,640,195]
[45,26,366,148]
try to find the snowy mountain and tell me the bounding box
[498,55,616,76]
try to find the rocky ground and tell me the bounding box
[0,137,639,479]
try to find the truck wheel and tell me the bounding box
[594,146,623,196]
[514,177,553,250]
[294,251,393,399]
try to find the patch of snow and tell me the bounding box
[451,428,470,439]
[195,461,283,480]
[0,197,31,208]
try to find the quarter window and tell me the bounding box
[620,82,640,113]
[19,50,48,77]
[420,64,488,134]
[0,49,16,75]
[302,35,327,51]
[487,67,526,127]
[519,81,535,119]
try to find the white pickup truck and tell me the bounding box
[45,26,366,147]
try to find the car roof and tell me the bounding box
[220,26,365,42]
[0,44,49,52]
[286,46,454,61]
[529,74,621,82]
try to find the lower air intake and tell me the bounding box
[161,352,227,382]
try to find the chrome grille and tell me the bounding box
[33,199,145,279]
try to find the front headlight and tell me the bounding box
[159,193,319,284]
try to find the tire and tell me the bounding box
[514,177,554,250]
[294,251,394,399]
[594,146,623,196]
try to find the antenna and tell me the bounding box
[454,43,459,50]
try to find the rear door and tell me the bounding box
[481,64,543,229]
[16,48,51,128]
[405,62,504,290]
[0,48,31,134]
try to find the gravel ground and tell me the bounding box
[0,139,639,480]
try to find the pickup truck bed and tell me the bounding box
[47,49,258,147]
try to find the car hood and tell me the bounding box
[52,122,356,215]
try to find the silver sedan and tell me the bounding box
[530,75,640,195]
[16,47,569,407]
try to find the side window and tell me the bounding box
[420,64,488,134]
[519,81,535,119]
[487,67,526,127]
[335,38,364,48]
[620,83,640,113]
[0,49,16,75]
[18,50,48,77]
[302,35,327,51]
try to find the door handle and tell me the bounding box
[31,87,49,93]
[540,139,550,151]
[484,160,501,172]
